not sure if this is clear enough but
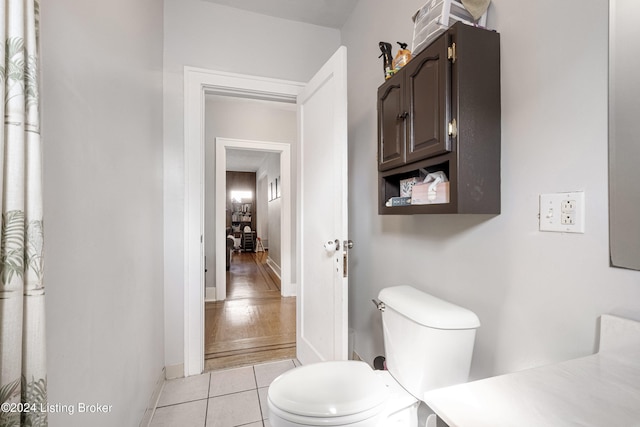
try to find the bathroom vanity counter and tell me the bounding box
[424,315,640,427]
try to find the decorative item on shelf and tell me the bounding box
[386,196,412,207]
[411,0,489,56]
[460,0,491,21]
[392,42,412,72]
[400,177,419,197]
[411,171,450,205]
[378,41,394,80]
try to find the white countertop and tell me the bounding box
[424,315,640,427]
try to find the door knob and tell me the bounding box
[344,240,354,249]
[324,239,340,253]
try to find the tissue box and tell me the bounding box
[411,182,450,205]
[412,0,488,56]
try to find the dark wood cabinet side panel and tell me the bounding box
[451,24,501,214]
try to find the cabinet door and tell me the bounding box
[404,36,450,164]
[378,80,405,171]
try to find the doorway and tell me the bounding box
[184,47,348,375]
[183,68,304,376]
[205,138,295,370]
[214,138,293,300]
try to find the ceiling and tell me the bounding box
[201,0,359,29]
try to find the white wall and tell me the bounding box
[163,0,341,370]
[343,0,640,379]
[204,96,295,290]
[264,155,283,270]
[257,172,269,247]
[41,1,165,426]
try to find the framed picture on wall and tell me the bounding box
[269,181,274,201]
[275,177,280,199]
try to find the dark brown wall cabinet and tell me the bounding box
[378,22,501,214]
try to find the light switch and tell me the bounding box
[539,191,585,233]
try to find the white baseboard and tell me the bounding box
[266,257,281,279]
[205,286,216,302]
[164,363,184,380]
[139,368,165,427]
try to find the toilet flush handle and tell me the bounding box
[371,299,385,311]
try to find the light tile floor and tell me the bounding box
[150,359,299,427]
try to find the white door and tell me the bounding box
[297,46,349,365]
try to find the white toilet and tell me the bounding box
[267,285,481,427]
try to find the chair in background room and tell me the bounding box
[242,225,256,252]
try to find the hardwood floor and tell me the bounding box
[205,251,296,371]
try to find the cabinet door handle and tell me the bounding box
[397,112,409,120]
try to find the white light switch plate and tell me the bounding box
[539,191,585,233]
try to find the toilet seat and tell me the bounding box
[268,400,386,426]
[268,361,389,425]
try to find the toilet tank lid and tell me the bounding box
[378,286,480,330]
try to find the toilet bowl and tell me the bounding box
[268,361,419,427]
[267,286,481,427]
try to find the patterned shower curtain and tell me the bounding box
[0,0,47,426]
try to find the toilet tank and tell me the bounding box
[378,285,480,399]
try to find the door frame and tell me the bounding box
[215,137,292,301]
[184,66,304,376]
